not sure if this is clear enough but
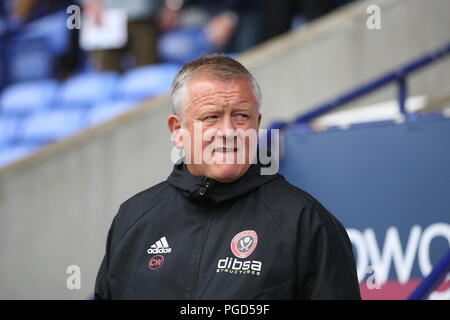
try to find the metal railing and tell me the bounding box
[408,249,450,300]
[268,41,450,131]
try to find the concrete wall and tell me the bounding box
[1,0,450,299]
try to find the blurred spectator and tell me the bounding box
[83,0,164,72]
[10,0,71,23]
[11,0,37,22]
[0,3,6,88]
[159,0,265,53]
[0,2,7,34]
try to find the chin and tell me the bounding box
[209,164,249,183]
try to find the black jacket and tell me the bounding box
[95,160,361,300]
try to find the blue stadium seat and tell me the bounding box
[17,11,69,56]
[6,37,53,82]
[0,43,5,87]
[56,72,119,108]
[116,63,181,101]
[158,27,212,64]
[0,79,58,115]
[21,109,86,143]
[87,100,136,127]
[0,144,40,168]
[0,117,19,146]
[6,10,70,82]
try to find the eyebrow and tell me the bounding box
[232,106,252,111]
[198,105,252,114]
[196,107,222,115]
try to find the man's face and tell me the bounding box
[169,76,261,182]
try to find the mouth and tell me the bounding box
[213,147,238,153]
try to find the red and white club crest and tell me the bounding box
[231,230,258,259]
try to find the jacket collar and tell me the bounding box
[167,155,279,205]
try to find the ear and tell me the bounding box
[257,113,262,128]
[167,114,184,149]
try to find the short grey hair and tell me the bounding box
[170,54,262,119]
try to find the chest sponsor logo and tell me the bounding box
[216,257,262,276]
[216,230,262,276]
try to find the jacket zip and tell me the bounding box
[190,207,213,299]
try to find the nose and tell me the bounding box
[216,114,236,141]
[214,114,237,147]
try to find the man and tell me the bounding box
[95,54,361,299]
[83,0,162,71]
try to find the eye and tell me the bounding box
[203,115,218,122]
[234,114,250,120]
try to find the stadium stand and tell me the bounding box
[0,63,182,167]
[20,108,86,143]
[0,79,58,115]
[6,10,70,82]
[158,26,212,64]
[114,63,181,102]
[56,72,119,108]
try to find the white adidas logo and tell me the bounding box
[147,236,172,254]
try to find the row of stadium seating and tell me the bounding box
[1,9,213,84]
[0,62,181,168]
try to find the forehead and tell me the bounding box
[186,76,256,108]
